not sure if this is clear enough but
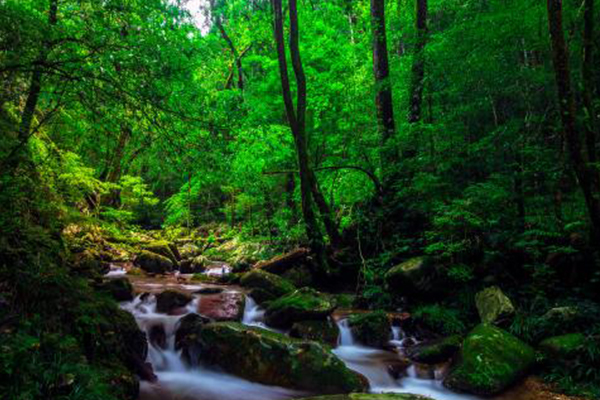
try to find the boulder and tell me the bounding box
[197,322,367,393]
[255,248,311,275]
[179,243,202,260]
[443,323,536,396]
[475,286,515,325]
[281,265,314,287]
[347,311,391,348]
[385,257,442,298]
[240,269,295,303]
[134,250,173,274]
[99,277,133,302]
[405,335,462,364]
[72,249,110,277]
[175,313,212,364]
[197,291,245,321]
[265,287,336,329]
[148,324,167,349]
[155,290,192,314]
[298,395,433,400]
[538,333,587,361]
[179,256,207,274]
[142,241,179,266]
[290,319,340,347]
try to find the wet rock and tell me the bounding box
[385,257,442,298]
[297,394,433,400]
[198,291,245,321]
[142,241,179,266]
[155,290,192,313]
[72,249,110,277]
[255,248,311,275]
[290,319,340,346]
[197,322,367,393]
[134,250,173,274]
[405,335,462,364]
[538,333,588,361]
[348,311,391,348]
[265,287,336,329]
[179,243,202,260]
[443,323,535,396]
[475,286,515,325]
[194,287,224,295]
[98,277,133,302]
[240,269,295,303]
[148,324,167,349]
[191,255,208,272]
[175,313,212,364]
[387,358,412,379]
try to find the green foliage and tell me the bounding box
[412,304,468,336]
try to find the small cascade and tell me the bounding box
[105,263,127,277]
[242,296,266,327]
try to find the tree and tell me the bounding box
[370,0,396,179]
[408,0,428,124]
[547,0,600,241]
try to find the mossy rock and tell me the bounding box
[175,313,212,364]
[348,311,391,348]
[475,286,515,325]
[179,243,202,260]
[240,269,296,303]
[281,265,314,287]
[155,290,192,313]
[265,287,336,329]
[134,250,173,274]
[406,335,462,364]
[72,249,110,277]
[98,277,133,302]
[298,394,434,400]
[141,241,179,266]
[538,333,587,361]
[443,323,536,396]
[197,322,367,393]
[385,257,442,298]
[290,319,340,346]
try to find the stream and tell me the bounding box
[113,268,483,400]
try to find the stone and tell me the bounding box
[197,322,367,394]
[385,257,442,298]
[347,311,392,348]
[134,250,173,274]
[290,319,340,347]
[142,241,179,266]
[405,335,462,364]
[538,333,587,361]
[475,286,515,325]
[443,323,536,396]
[155,290,192,314]
[98,277,133,302]
[264,287,336,329]
[197,291,245,321]
[255,248,311,274]
[240,269,295,303]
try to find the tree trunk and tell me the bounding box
[103,125,132,207]
[18,0,58,145]
[272,0,324,255]
[582,0,597,168]
[370,0,396,176]
[408,0,428,124]
[547,0,600,242]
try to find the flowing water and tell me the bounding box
[116,273,483,400]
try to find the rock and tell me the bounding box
[72,249,110,277]
[194,287,224,295]
[538,333,587,361]
[232,261,252,273]
[197,291,245,321]
[475,286,515,325]
[281,265,314,287]
[443,323,536,396]
[255,248,311,274]
[191,255,208,272]
[99,277,133,302]
[347,311,391,348]
[297,394,434,400]
[290,319,340,346]
[155,290,192,314]
[405,335,462,364]
[134,250,173,274]
[148,324,167,349]
[197,322,367,393]
[265,287,336,329]
[240,269,295,303]
[175,313,212,364]
[142,241,179,266]
[179,243,202,260]
[385,257,442,298]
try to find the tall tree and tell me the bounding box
[408,0,428,124]
[271,0,326,256]
[547,0,600,241]
[370,0,396,177]
[582,0,597,167]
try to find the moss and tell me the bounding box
[198,322,366,393]
[141,240,179,265]
[97,277,133,302]
[240,269,295,303]
[539,333,587,360]
[348,311,391,348]
[406,335,462,364]
[443,323,536,396]
[134,250,173,274]
[265,287,335,328]
[290,319,339,346]
[385,257,442,298]
[475,286,515,325]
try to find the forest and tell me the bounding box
[1,0,599,399]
